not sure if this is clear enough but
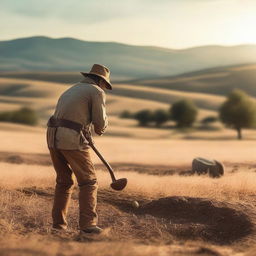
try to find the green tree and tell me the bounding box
[152,109,169,127]
[0,112,13,122]
[134,109,154,126]
[219,90,256,140]
[170,100,198,128]
[0,107,38,126]
[119,110,133,119]
[201,116,218,125]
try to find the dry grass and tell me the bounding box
[1,157,256,253]
[0,77,67,98]
[0,77,225,114]
[0,236,234,256]
[0,77,218,128]
[0,128,47,154]
[1,162,255,203]
[0,77,170,116]
[0,75,255,141]
[0,127,256,164]
[106,94,169,115]
[0,161,255,255]
[89,137,256,165]
[0,75,256,255]
[114,83,224,111]
[134,64,256,98]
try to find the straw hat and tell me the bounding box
[81,64,112,90]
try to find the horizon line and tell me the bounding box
[1,35,256,51]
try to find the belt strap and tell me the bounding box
[47,116,83,133]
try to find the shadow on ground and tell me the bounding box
[19,187,253,246]
[98,190,252,245]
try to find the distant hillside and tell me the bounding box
[0,71,82,84]
[1,63,256,98]
[1,36,256,79]
[130,64,256,97]
[0,77,218,124]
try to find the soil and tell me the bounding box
[19,186,254,246]
[1,151,256,255]
[1,151,253,176]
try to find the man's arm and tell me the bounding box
[91,90,108,135]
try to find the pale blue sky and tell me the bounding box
[1,0,256,48]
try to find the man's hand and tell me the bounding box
[83,128,94,145]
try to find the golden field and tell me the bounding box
[0,156,256,255]
[0,72,256,256]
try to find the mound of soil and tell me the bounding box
[97,190,252,245]
[135,197,252,244]
[20,187,252,245]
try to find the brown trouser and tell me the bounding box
[49,148,98,230]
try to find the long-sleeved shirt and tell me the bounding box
[47,78,108,150]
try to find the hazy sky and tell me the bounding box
[1,0,256,48]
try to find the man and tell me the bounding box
[47,64,112,234]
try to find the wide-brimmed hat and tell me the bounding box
[81,64,112,90]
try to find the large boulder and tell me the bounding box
[192,157,224,178]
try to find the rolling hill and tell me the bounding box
[1,63,256,140]
[0,77,219,139]
[1,64,255,99]
[0,77,217,118]
[1,36,256,79]
[129,64,256,96]
[1,75,256,140]
[110,84,224,111]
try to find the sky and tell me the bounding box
[1,0,256,49]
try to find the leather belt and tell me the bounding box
[47,116,83,133]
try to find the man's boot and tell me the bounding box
[80,225,103,235]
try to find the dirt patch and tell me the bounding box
[96,190,253,245]
[102,163,190,176]
[19,187,252,245]
[0,152,52,166]
[0,151,190,174]
[0,248,48,256]
[1,152,256,178]
[135,197,252,244]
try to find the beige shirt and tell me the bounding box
[47,78,108,150]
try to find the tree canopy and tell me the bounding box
[170,100,198,128]
[219,89,256,139]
